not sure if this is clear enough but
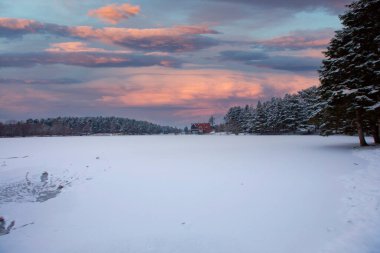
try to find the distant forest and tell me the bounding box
[222,83,378,140]
[222,86,322,135]
[0,117,181,137]
[223,0,380,146]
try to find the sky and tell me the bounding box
[0,0,351,126]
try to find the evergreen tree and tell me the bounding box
[0,117,179,137]
[223,87,323,135]
[224,107,244,134]
[319,0,380,146]
[208,115,215,127]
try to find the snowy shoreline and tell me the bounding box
[0,135,379,253]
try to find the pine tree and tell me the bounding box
[319,0,380,146]
[224,106,243,134]
[223,87,322,135]
[208,115,215,127]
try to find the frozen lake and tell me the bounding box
[0,135,379,253]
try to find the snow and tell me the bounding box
[339,88,358,95]
[0,135,379,253]
[368,102,380,111]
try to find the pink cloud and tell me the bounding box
[0,86,61,113]
[88,3,140,24]
[0,18,219,52]
[0,17,37,30]
[0,17,68,38]
[0,51,181,68]
[0,66,319,123]
[93,69,262,106]
[68,25,214,39]
[67,25,218,51]
[84,68,318,118]
[275,48,325,58]
[45,42,106,53]
[256,29,334,50]
[45,41,132,54]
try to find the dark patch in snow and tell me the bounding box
[17,222,34,229]
[0,155,29,160]
[0,172,73,204]
[0,218,15,236]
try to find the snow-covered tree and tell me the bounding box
[319,0,380,145]
[208,115,216,127]
[224,107,244,134]
[0,117,180,137]
[223,87,322,135]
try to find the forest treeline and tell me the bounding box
[223,0,380,146]
[223,86,322,135]
[223,83,379,141]
[0,117,180,137]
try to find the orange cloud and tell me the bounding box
[0,17,37,29]
[45,41,132,54]
[67,25,219,51]
[93,69,261,106]
[88,3,140,24]
[85,67,318,117]
[256,29,334,50]
[0,17,219,52]
[275,49,324,58]
[1,50,181,68]
[263,37,330,49]
[0,67,319,122]
[0,86,60,113]
[68,25,216,40]
[46,42,106,53]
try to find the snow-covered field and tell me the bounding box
[0,135,379,253]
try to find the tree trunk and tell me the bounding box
[372,121,380,144]
[356,110,368,146]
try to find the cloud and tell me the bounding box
[0,52,182,68]
[67,25,220,52]
[0,18,69,38]
[220,50,269,61]
[0,67,319,124]
[0,78,82,85]
[217,29,332,71]
[275,49,325,58]
[212,0,350,13]
[88,3,140,24]
[0,18,220,52]
[93,70,263,108]
[45,42,107,53]
[0,86,61,114]
[219,50,322,72]
[254,29,334,51]
[252,56,322,72]
[45,41,132,54]
[88,68,318,114]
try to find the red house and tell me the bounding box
[191,123,213,134]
